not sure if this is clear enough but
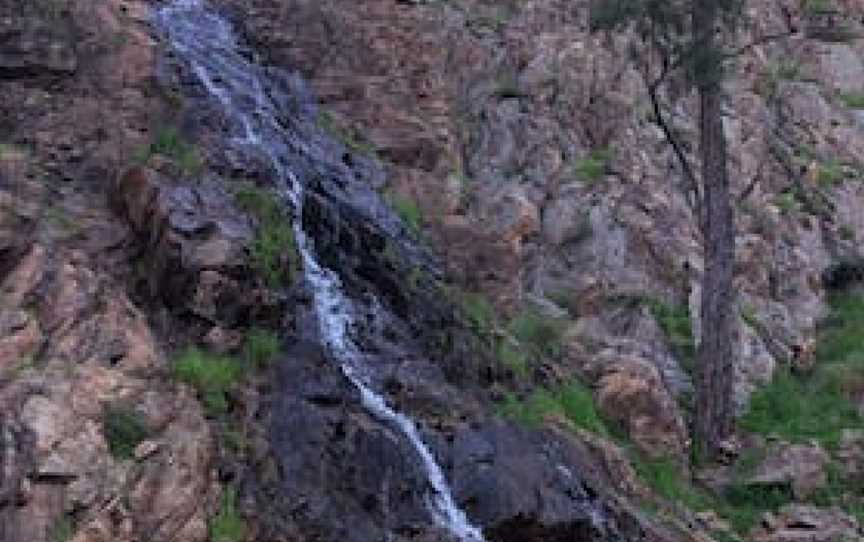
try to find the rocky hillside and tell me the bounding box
[3,0,864,541]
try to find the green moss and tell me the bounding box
[499,381,608,435]
[103,407,150,459]
[573,147,613,184]
[173,348,243,416]
[317,110,376,156]
[210,488,246,542]
[646,299,695,372]
[244,328,280,368]
[384,191,423,234]
[840,92,864,109]
[47,516,74,542]
[816,159,844,186]
[141,126,203,175]
[234,184,299,287]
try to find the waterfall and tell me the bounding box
[154,2,486,540]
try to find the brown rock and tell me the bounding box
[752,504,860,542]
[594,355,689,460]
[746,443,828,500]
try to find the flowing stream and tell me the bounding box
[154,1,486,540]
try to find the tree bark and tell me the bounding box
[693,0,736,460]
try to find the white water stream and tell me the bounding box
[155,2,485,540]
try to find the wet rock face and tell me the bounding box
[0,3,77,79]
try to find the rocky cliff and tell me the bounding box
[3,0,864,541]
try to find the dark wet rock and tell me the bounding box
[448,421,614,541]
[0,5,77,79]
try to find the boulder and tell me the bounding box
[593,355,689,460]
[753,504,860,542]
[113,167,283,331]
[745,443,828,500]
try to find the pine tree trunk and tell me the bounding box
[693,0,736,460]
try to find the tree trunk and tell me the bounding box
[693,0,736,461]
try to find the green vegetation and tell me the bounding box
[317,110,376,156]
[775,191,798,214]
[804,0,835,14]
[631,455,792,535]
[774,60,802,81]
[573,147,613,184]
[234,184,299,287]
[47,516,74,542]
[173,348,243,416]
[499,381,608,435]
[243,328,280,368]
[139,126,203,175]
[384,191,423,234]
[815,159,844,186]
[741,293,864,448]
[102,407,150,459]
[647,299,695,372]
[495,338,530,375]
[840,92,864,109]
[459,291,497,335]
[508,309,568,358]
[210,488,246,542]
[633,457,708,510]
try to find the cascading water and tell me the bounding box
[154,1,485,540]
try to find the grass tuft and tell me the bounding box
[573,147,613,184]
[234,184,299,287]
[210,487,246,542]
[508,310,568,358]
[384,191,423,234]
[244,328,279,368]
[498,381,608,435]
[141,126,203,175]
[173,348,243,416]
[103,407,150,459]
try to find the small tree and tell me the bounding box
[590,0,794,460]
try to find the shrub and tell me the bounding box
[507,310,568,358]
[173,348,243,416]
[210,488,246,542]
[499,381,608,435]
[244,328,279,368]
[234,184,299,287]
[103,407,150,459]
